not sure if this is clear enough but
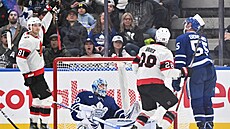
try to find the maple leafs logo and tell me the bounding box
[91,102,108,118]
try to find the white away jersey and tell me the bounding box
[16,32,44,74]
[132,44,181,86]
[16,12,52,75]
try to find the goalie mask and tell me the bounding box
[27,17,42,31]
[92,78,108,97]
[155,27,171,46]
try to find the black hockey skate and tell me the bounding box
[156,124,163,129]
[29,119,39,129]
[197,122,205,129]
[205,121,213,129]
[40,123,50,129]
[130,125,138,129]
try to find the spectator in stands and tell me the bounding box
[214,25,230,66]
[24,0,48,9]
[88,12,117,55]
[225,26,230,40]
[77,2,96,34]
[0,0,8,28]
[171,0,180,19]
[15,0,33,28]
[0,9,28,48]
[89,0,119,15]
[1,0,17,10]
[125,0,169,38]
[60,8,88,56]
[108,0,120,32]
[44,34,72,68]
[0,30,17,68]
[119,12,144,56]
[116,0,128,13]
[61,0,95,15]
[81,38,102,57]
[158,0,180,19]
[108,35,131,57]
[32,4,42,17]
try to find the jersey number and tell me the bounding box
[191,39,209,56]
[139,53,157,68]
[17,49,25,57]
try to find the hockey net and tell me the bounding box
[52,57,192,129]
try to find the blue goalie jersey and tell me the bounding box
[174,32,213,69]
[71,91,125,122]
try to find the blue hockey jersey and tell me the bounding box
[174,32,213,69]
[71,91,125,123]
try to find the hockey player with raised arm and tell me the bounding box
[172,14,217,129]
[130,28,192,129]
[71,78,125,129]
[16,4,58,129]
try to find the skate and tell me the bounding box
[40,123,51,129]
[197,122,205,129]
[156,124,163,129]
[29,119,39,129]
[130,125,137,129]
[205,121,213,129]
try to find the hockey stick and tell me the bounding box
[53,4,62,50]
[51,101,135,129]
[0,108,19,129]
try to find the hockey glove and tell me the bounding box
[180,67,192,78]
[172,78,181,92]
[49,0,59,8]
[23,72,34,87]
[46,0,60,13]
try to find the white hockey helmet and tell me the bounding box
[155,27,171,46]
[92,78,108,97]
[27,17,42,30]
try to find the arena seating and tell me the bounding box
[168,0,230,52]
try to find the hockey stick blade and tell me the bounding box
[0,109,19,129]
